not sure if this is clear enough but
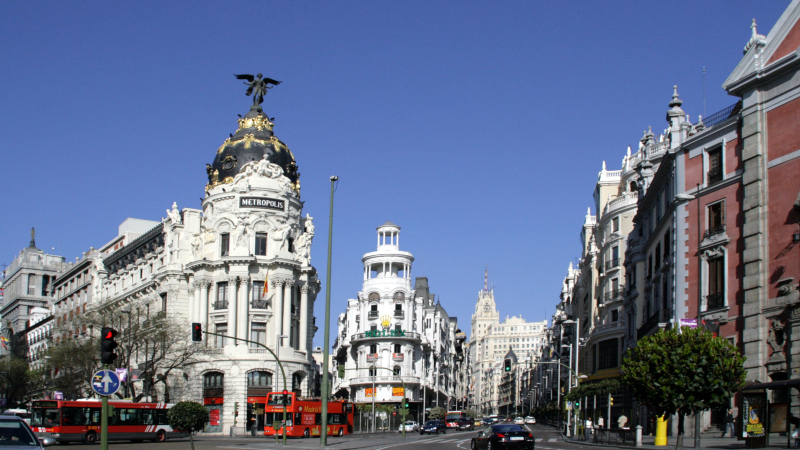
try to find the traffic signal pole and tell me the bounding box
[320,176,337,447]
[101,365,109,450]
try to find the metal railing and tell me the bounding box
[250,299,268,309]
[393,310,404,318]
[704,224,726,238]
[604,258,619,271]
[591,427,636,445]
[707,167,723,185]
[697,101,741,129]
[368,311,379,319]
[213,300,228,310]
[603,289,622,302]
[706,292,725,310]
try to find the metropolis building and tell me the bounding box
[331,222,464,420]
[83,88,321,433]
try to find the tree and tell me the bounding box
[0,356,35,408]
[166,401,209,450]
[429,407,446,420]
[464,408,477,419]
[620,327,746,450]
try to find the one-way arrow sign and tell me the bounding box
[91,370,120,396]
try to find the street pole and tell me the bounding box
[371,370,375,433]
[100,365,108,450]
[695,183,702,449]
[320,176,337,447]
[574,317,579,438]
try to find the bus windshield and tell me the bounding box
[267,394,292,406]
[31,408,60,428]
[446,414,462,420]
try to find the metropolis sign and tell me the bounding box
[240,197,285,210]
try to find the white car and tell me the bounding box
[399,421,419,432]
[514,417,525,425]
[525,416,536,424]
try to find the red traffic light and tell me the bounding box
[282,390,288,395]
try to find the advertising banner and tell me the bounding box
[769,403,787,433]
[742,393,766,438]
[392,387,404,397]
[116,368,128,382]
[209,409,220,426]
[365,388,373,398]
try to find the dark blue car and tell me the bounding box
[420,420,447,435]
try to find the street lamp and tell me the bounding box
[120,308,132,398]
[43,356,52,399]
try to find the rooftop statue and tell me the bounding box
[234,73,282,107]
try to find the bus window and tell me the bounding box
[31,408,60,427]
[141,410,154,425]
[155,410,168,425]
[118,409,140,426]
[267,394,292,406]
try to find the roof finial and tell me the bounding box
[627,146,631,157]
[602,160,606,171]
[29,227,36,249]
[744,18,767,54]
[484,266,488,292]
[669,85,683,108]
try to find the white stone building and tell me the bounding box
[468,282,547,415]
[331,222,463,419]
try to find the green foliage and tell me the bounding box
[166,401,209,434]
[620,326,746,418]
[565,379,620,401]
[464,408,478,419]
[429,407,446,420]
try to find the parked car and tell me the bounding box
[456,418,475,431]
[399,421,419,432]
[420,420,447,435]
[514,417,525,425]
[470,424,535,450]
[0,416,56,450]
[525,416,536,424]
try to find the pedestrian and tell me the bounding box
[721,409,734,438]
[597,416,604,429]
[618,414,628,429]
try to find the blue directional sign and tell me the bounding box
[91,370,120,396]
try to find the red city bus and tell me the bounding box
[255,392,353,438]
[445,410,466,428]
[30,399,188,444]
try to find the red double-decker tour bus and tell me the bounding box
[30,399,188,444]
[253,392,353,438]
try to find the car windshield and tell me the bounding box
[424,421,439,426]
[405,422,415,425]
[493,424,525,433]
[0,420,38,446]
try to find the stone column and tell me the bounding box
[237,275,250,344]
[283,280,294,347]
[272,279,284,349]
[200,281,210,332]
[188,281,197,323]
[227,276,238,346]
[206,281,216,346]
[299,284,309,352]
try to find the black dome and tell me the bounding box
[206,105,299,192]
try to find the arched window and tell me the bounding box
[393,292,405,301]
[368,293,380,301]
[393,365,401,376]
[630,181,637,192]
[292,373,303,393]
[247,371,272,387]
[204,372,224,388]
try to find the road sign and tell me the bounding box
[91,370,120,396]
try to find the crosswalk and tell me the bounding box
[416,436,560,444]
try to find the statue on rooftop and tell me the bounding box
[234,73,282,106]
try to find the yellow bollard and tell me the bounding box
[654,415,668,446]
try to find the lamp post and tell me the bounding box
[320,175,338,447]
[120,308,132,398]
[562,319,580,437]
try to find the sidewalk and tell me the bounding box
[564,431,791,449]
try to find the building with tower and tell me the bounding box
[331,222,464,421]
[468,275,547,415]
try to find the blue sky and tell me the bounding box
[0,1,788,346]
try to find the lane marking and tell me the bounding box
[549,437,558,441]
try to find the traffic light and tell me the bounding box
[609,397,614,406]
[234,402,239,416]
[100,327,118,365]
[575,400,580,409]
[504,359,512,371]
[403,397,409,408]
[283,390,288,405]
[191,322,202,342]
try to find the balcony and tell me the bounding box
[707,167,723,185]
[368,311,379,320]
[603,289,622,303]
[366,353,378,362]
[392,353,404,361]
[594,320,626,338]
[213,300,228,310]
[637,310,666,340]
[604,258,620,271]
[706,293,725,310]
[250,299,268,309]
[393,310,404,318]
[349,375,420,385]
[249,348,269,354]
[704,225,726,239]
[351,331,421,344]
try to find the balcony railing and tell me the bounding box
[366,353,378,362]
[392,353,404,361]
[352,331,421,341]
[707,167,723,185]
[704,225,726,239]
[605,258,620,271]
[603,289,622,302]
[393,310,404,318]
[368,311,379,320]
[706,293,725,310]
[696,101,741,129]
[213,300,228,310]
[250,299,268,309]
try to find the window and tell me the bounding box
[663,231,670,261]
[707,257,725,310]
[598,338,619,370]
[612,217,620,233]
[250,322,266,347]
[220,233,230,256]
[252,282,266,308]
[215,324,227,348]
[708,147,722,185]
[160,293,168,312]
[370,304,378,312]
[394,344,401,353]
[611,309,619,322]
[707,202,725,236]
[369,344,377,353]
[393,365,402,376]
[368,367,377,377]
[204,372,224,388]
[247,371,272,387]
[27,274,36,295]
[395,303,402,311]
[255,233,267,256]
[287,238,294,253]
[655,244,661,269]
[216,282,229,309]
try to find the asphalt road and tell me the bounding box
[57,424,605,450]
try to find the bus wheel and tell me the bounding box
[84,431,97,445]
[155,430,167,442]
[303,428,310,438]
[337,427,344,437]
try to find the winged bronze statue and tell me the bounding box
[235,73,282,106]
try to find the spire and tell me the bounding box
[484,266,488,292]
[602,160,606,171]
[29,227,37,249]
[669,85,683,108]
